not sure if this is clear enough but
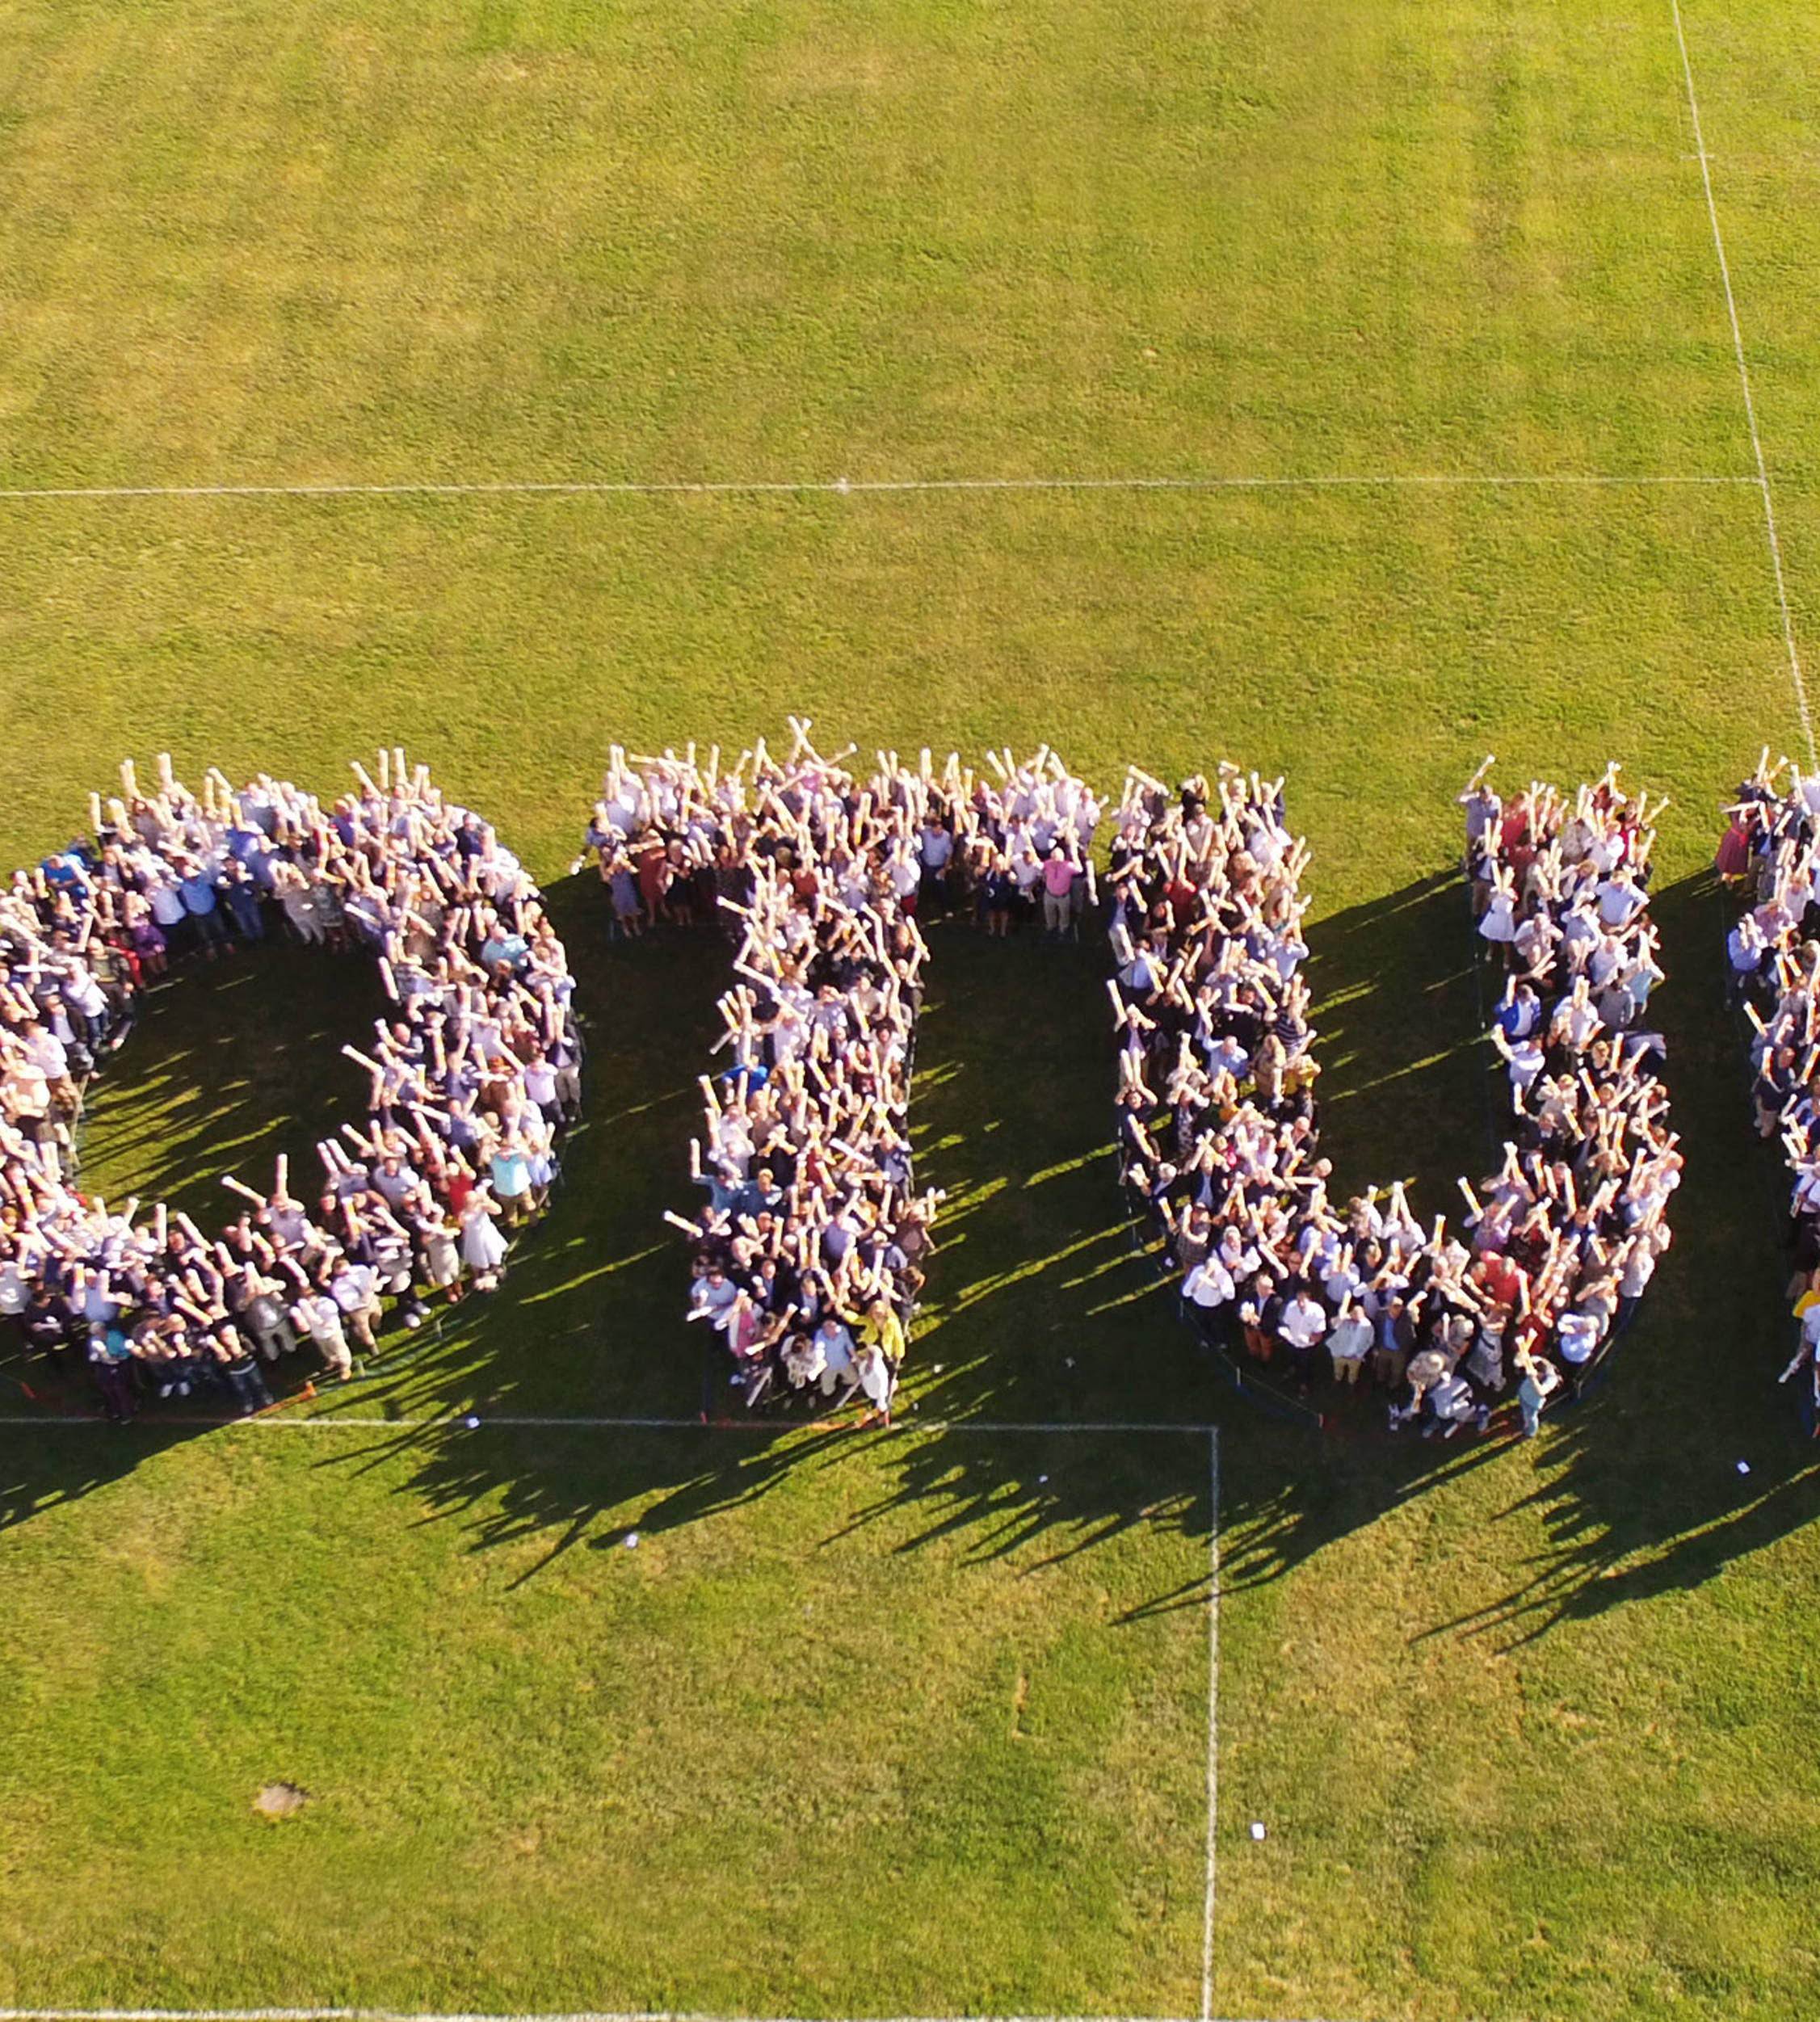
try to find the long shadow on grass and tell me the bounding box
[333,872,1517,1593]
[1407,870,1820,1650]
[13,868,1816,1627]
[840,873,1509,1583]
[0,940,391,1529]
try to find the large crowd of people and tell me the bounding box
[1116,757,1677,1436]
[1717,750,1820,1415]
[585,724,1100,1418]
[0,750,578,1420]
[6,725,1696,1440]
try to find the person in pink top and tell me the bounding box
[1041,846,1078,940]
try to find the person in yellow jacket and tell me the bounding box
[853,1299,906,1422]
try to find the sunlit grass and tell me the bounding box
[3,0,1820,2016]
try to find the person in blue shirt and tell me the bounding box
[1492,977,1541,1045]
[488,1134,535,1230]
[220,857,266,942]
[478,923,529,973]
[41,851,91,898]
[88,1323,135,1422]
[694,1157,745,1220]
[178,860,229,957]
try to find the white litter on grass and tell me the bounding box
[1737,1459,1751,1474]
[1038,1473,1049,1484]
[624,1532,640,1549]
[464,1415,480,1429]
[1250,1821,1266,1841]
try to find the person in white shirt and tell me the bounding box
[329,1258,382,1352]
[1550,977,1604,1054]
[148,872,188,935]
[1326,1299,1372,1386]
[292,1289,352,1378]
[1276,1290,1327,1388]
[1182,1251,1236,1322]
[1423,1370,1479,1438]
[1492,1025,1546,1095]
[1595,874,1646,930]
[1554,1306,1602,1367]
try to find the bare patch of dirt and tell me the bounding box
[253,1781,311,1818]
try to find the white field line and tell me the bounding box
[0,1412,1217,1435]
[0,472,1759,502]
[1670,0,1816,764]
[1201,1429,1221,2022]
[0,2013,1383,2022]
[0,1436,1297,2022]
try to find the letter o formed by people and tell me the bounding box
[1,749,578,1416]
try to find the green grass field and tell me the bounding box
[4,1,1820,2016]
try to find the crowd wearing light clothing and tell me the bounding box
[1715,750,1820,1420]
[587,725,1102,1419]
[0,751,578,1420]
[1116,758,1675,1437]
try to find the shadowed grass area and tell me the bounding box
[74,939,389,1228]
